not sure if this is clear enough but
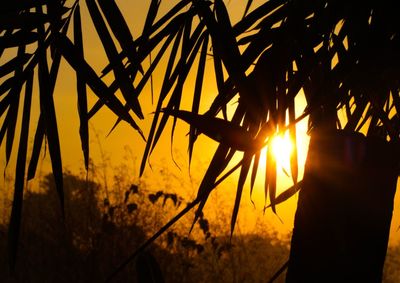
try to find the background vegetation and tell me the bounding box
[0,161,399,282]
[0,158,290,282]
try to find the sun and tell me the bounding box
[252,132,296,201]
[270,133,293,169]
[258,132,294,179]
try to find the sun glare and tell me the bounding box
[270,133,293,169]
[258,132,295,183]
[253,132,296,201]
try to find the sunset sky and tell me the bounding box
[1,0,400,245]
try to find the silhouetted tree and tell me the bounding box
[1,0,400,282]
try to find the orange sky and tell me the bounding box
[1,0,399,245]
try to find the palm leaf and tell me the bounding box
[231,152,253,236]
[26,4,68,180]
[141,0,161,41]
[99,11,184,131]
[288,94,298,184]
[197,0,262,120]
[54,33,144,138]
[145,0,191,36]
[0,92,11,118]
[191,105,247,230]
[100,4,189,78]
[97,0,142,79]
[210,35,228,119]
[73,3,89,170]
[38,26,64,217]
[250,149,261,201]
[148,26,207,157]
[0,30,39,48]
[265,180,303,209]
[0,53,31,78]
[5,47,25,167]
[0,77,16,97]
[8,69,33,270]
[86,0,143,119]
[139,26,185,176]
[101,26,178,137]
[105,11,189,92]
[163,109,260,152]
[189,34,209,163]
[0,115,7,147]
[233,0,282,34]
[190,144,233,233]
[153,17,195,160]
[242,0,254,19]
[265,140,277,213]
[206,77,236,117]
[27,115,45,180]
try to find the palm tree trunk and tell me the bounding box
[286,130,399,283]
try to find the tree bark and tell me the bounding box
[286,130,399,283]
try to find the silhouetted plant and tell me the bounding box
[2,0,400,281]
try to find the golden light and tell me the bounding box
[252,132,296,204]
[257,132,295,183]
[270,133,294,169]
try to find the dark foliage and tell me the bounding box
[0,172,290,283]
[1,0,400,279]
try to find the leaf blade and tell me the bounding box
[86,0,144,119]
[73,4,89,170]
[164,109,258,151]
[189,34,209,162]
[231,152,252,236]
[54,33,144,138]
[8,70,33,270]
